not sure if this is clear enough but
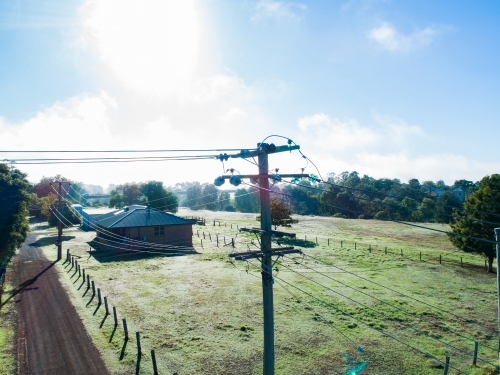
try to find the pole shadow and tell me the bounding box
[119,338,129,360]
[77,279,86,291]
[109,324,118,343]
[82,284,90,297]
[86,292,95,306]
[99,312,108,328]
[1,261,56,308]
[93,302,101,315]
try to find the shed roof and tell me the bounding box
[96,207,194,228]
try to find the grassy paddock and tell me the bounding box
[0,260,17,375]
[39,209,499,374]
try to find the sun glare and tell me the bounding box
[84,0,201,95]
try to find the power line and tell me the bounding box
[300,252,499,334]
[0,148,253,153]
[280,254,498,353]
[248,260,468,375]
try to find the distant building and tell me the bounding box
[423,186,445,198]
[71,204,121,230]
[94,206,194,250]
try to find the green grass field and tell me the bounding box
[0,264,16,375]
[36,210,499,374]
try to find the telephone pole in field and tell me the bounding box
[214,142,308,375]
[57,182,63,260]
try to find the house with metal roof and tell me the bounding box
[94,206,194,250]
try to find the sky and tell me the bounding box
[0,0,499,188]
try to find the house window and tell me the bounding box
[154,226,164,236]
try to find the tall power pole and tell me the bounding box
[258,149,274,374]
[57,182,63,260]
[216,142,307,375]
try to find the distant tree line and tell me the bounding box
[108,181,178,212]
[278,171,476,223]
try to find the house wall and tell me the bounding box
[96,224,193,250]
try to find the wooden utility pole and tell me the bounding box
[57,182,63,260]
[219,142,306,375]
[258,149,274,375]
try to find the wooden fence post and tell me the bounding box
[151,349,159,375]
[355,242,356,250]
[97,288,102,305]
[401,249,403,256]
[209,233,211,241]
[232,238,235,248]
[136,332,142,355]
[78,265,81,278]
[420,252,422,261]
[461,257,463,267]
[440,254,442,264]
[443,356,450,375]
[340,240,342,248]
[113,306,118,327]
[82,268,85,282]
[473,341,478,365]
[216,235,219,247]
[201,239,203,249]
[123,319,129,340]
[104,297,109,315]
[328,239,330,246]
[91,281,96,296]
[385,247,387,255]
[369,245,371,253]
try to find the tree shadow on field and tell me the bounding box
[28,236,75,247]
[275,237,317,248]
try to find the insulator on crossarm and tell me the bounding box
[214,176,225,187]
[229,175,242,186]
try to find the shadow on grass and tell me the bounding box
[119,338,129,360]
[109,324,117,343]
[86,291,95,307]
[82,284,90,297]
[93,302,101,315]
[28,236,75,247]
[275,237,317,248]
[99,312,108,328]
[87,245,198,264]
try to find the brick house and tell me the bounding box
[94,206,194,250]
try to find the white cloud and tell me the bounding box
[368,22,442,52]
[253,0,307,21]
[297,113,423,152]
[294,112,500,183]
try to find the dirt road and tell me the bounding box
[6,232,109,375]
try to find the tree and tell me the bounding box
[185,182,202,209]
[449,174,500,272]
[141,181,178,212]
[0,164,31,266]
[109,183,142,208]
[217,191,231,211]
[268,200,298,229]
[200,184,219,210]
[234,188,259,213]
[435,192,462,223]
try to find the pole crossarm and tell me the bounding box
[215,143,300,161]
[229,247,301,260]
[219,173,309,180]
[239,227,296,238]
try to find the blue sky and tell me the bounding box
[0,0,499,187]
